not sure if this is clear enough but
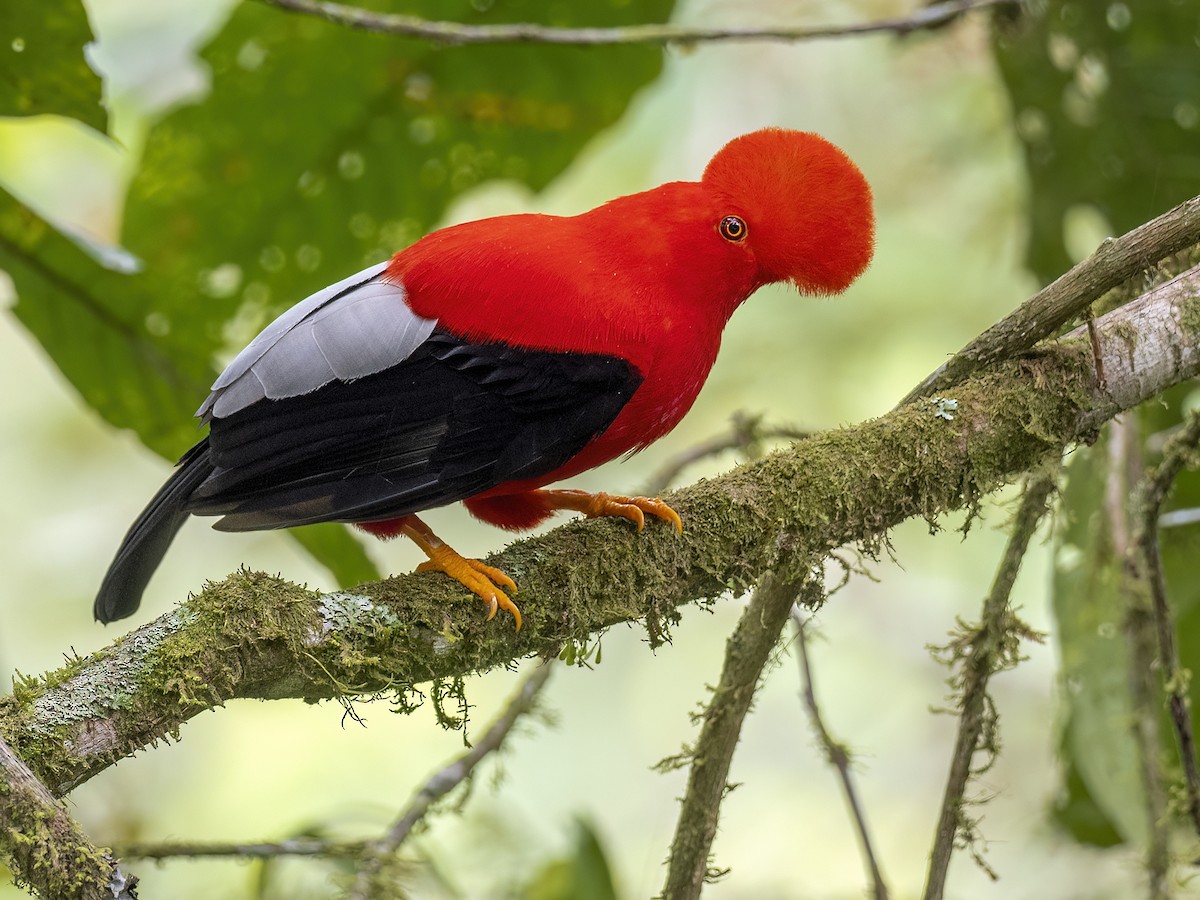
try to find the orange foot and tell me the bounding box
[402,516,522,631]
[536,489,683,534]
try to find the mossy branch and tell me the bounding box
[923,471,1057,899]
[1129,411,1200,838]
[0,737,136,900]
[903,193,1200,404]
[661,571,818,900]
[0,266,1196,814]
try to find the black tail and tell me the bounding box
[94,439,215,623]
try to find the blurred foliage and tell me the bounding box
[519,819,619,900]
[996,0,1200,850]
[1,0,673,587]
[994,0,1200,283]
[0,0,105,131]
[1052,384,1200,846]
[1050,432,1144,847]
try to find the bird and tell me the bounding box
[95,128,874,631]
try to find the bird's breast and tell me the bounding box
[512,322,721,488]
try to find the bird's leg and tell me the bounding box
[401,515,522,631]
[534,489,683,534]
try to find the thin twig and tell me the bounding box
[348,661,554,898]
[1110,416,1171,898]
[121,663,553,894]
[902,194,1200,405]
[255,0,1014,46]
[120,836,362,860]
[643,411,808,495]
[1086,310,1109,395]
[661,570,818,900]
[791,606,889,900]
[1132,410,1200,838]
[922,472,1056,900]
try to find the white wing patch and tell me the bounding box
[197,261,438,421]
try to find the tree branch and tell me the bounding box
[660,572,816,899]
[642,411,808,496]
[116,662,554,891]
[793,606,890,900]
[119,836,360,861]
[1,264,1198,804]
[923,472,1056,900]
[0,737,136,900]
[902,194,1200,404]
[1131,411,1200,838]
[253,0,1014,46]
[347,661,554,899]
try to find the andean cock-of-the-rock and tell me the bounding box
[95,128,875,631]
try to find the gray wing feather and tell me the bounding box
[198,262,438,421]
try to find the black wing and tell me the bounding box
[186,329,643,530]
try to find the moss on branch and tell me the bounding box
[0,352,1085,796]
[0,738,136,899]
[0,266,1196,800]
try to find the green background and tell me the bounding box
[3,0,1199,897]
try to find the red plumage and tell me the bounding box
[96,128,873,630]
[386,128,873,529]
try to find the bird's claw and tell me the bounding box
[554,494,686,535]
[416,550,522,631]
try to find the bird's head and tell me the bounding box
[701,128,874,294]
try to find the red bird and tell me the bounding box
[96,128,874,630]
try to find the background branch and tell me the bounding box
[923,472,1057,900]
[793,606,890,900]
[254,0,1013,46]
[642,411,807,495]
[347,661,554,899]
[2,264,1197,802]
[119,836,361,861]
[115,662,555,893]
[1131,411,1200,837]
[661,571,817,900]
[902,195,1200,404]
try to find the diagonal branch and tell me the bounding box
[902,194,1200,404]
[116,661,554,885]
[348,661,554,898]
[1131,410,1200,837]
[923,471,1057,900]
[661,571,817,900]
[794,606,890,900]
[642,411,808,495]
[254,0,1014,46]
[0,736,137,900]
[1,264,1198,803]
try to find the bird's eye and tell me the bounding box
[719,215,747,242]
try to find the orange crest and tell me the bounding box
[702,128,874,294]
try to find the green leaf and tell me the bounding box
[0,195,208,457]
[994,0,1200,283]
[1051,386,1200,846]
[1050,437,1147,847]
[0,0,106,132]
[5,0,673,588]
[523,819,619,900]
[120,0,674,346]
[1051,753,1123,848]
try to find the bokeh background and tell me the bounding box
[2,0,1194,897]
